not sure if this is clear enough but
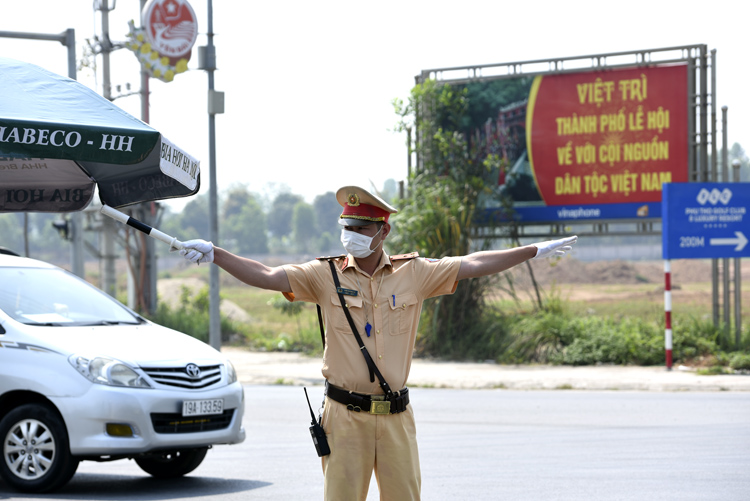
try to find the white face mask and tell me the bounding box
[340,225,383,258]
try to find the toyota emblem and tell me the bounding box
[185,363,201,378]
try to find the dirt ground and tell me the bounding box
[156,277,253,323]
[157,256,748,315]
[522,258,717,286]
[504,257,750,303]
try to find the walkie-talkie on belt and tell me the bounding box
[304,387,330,457]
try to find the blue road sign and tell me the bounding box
[662,183,750,259]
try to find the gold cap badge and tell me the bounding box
[347,193,360,207]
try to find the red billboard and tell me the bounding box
[528,65,688,206]
[424,51,699,224]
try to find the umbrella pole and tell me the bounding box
[100,205,184,251]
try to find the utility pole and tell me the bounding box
[138,0,157,314]
[96,0,119,298]
[199,0,225,350]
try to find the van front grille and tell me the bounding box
[140,364,222,389]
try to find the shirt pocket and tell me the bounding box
[329,293,363,335]
[388,292,418,336]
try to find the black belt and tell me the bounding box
[325,381,409,415]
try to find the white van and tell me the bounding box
[0,250,245,493]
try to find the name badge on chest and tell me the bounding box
[336,287,358,297]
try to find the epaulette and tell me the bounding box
[316,254,346,261]
[390,252,419,261]
[317,254,348,271]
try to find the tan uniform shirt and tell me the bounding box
[282,249,461,394]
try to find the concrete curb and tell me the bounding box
[222,347,750,392]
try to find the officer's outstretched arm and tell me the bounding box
[456,236,577,280]
[180,240,292,292]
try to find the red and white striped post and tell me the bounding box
[664,260,673,370]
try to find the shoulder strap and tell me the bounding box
[315,255,345,349]
[325,259,394,398]
[316,304,325,348]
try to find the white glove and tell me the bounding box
[179,239,215,264]
[532,235,577,259]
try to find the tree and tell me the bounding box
[158,204,184,243]
[459,78,534,132]
[0,213,24,254]
[312,191,341,237]
[391,78,525,359]
[225,198,269,254]
[223,183,253,219]
[292,201,316,253]
[218,185,269,254]
[267,192,303,238]
[31,213,66,259]
[316,231,337,254]
[175,194,210,239]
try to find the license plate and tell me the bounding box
[182,399,224,417]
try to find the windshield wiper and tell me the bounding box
[77,320,138,326]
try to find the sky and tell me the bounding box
[1,0,748,212]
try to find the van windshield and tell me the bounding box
[0,267,140,326]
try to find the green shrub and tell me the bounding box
[151,281,742,366]
[696,366,724,375]
[456,305,725,366]
[244,325,323,356]
[415,302,513,360]
[729,353,750,371]
[671,317,722,361]
[547,317,663,366]
[497,309,570,363]
[146,286,237,344]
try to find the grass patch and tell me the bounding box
[152,268,749,367]
[566,299,664,319]
[219,286,324,355]
[730,353,750,371]
[146,285,238,343]
[696,366,729,376]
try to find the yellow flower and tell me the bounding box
[140,43,151,54]
[164,70,175,82]
[175,59,188,73]
[150,51,159,61]
[153,68,162,78]
[136,33,144,42]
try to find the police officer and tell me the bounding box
[179,185,577,501]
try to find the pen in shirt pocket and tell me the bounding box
[392,294,395,307]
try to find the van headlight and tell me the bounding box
[226,361,238,384]
[69,355,151,388]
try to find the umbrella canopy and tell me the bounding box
[0,57,200,212]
